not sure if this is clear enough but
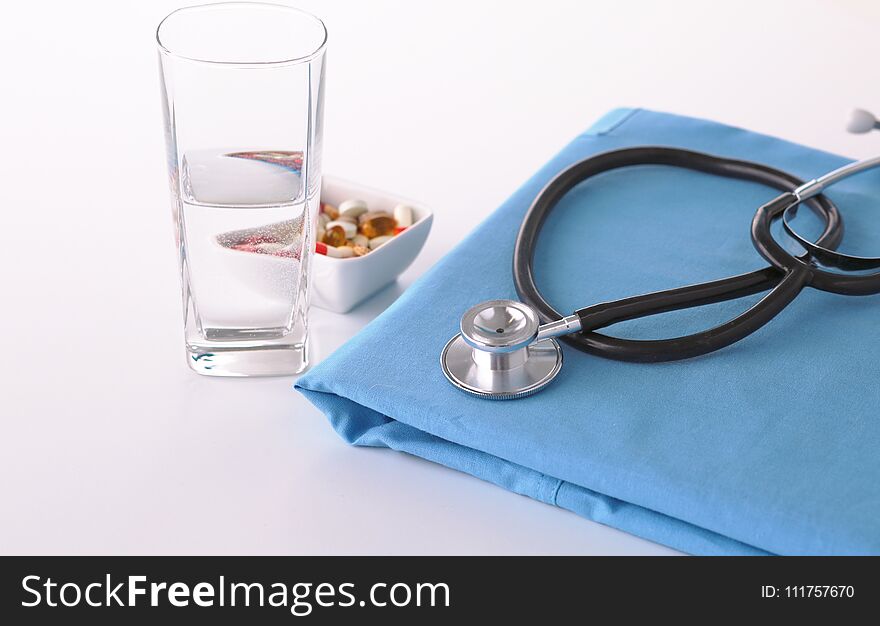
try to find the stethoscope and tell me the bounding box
[441,111,880,400]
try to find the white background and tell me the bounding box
[1,0,878,555]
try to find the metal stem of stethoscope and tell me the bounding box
[442,110,880,400]
[792,154,880,201]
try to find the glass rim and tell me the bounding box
[156,2,328,68]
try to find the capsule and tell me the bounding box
[352,245,370,257]
[315,241,353,258]
[326,220,357,239]
[321,202,339,220]
[322,224,347,247]
[351,234,369,248]
[393,204,413,228]
[359,211,397,238]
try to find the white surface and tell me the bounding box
[1,0,878,555]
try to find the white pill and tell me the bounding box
[369,235,393,250]
[393,204,414,228]
[336,214,358,225]
[339,199,369,219]
[326,220,357,239]
[351,234,369,248]
[325,244,354,258]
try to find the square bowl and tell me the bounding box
[314,176,433,312]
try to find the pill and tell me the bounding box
[393,204,414,228]
[351,234,369,248]
[339,199,369,219]
[315,241,353,258]
[326,244,354,258]
[336,214,358,225]
[317,212,330,227]
[316,225,326,242]
[326,219,357,239]
[321,202,339,220]
[352,245,370,257]
[393,226,407,235]
[322,224,347,247]
[369,235,393,250]
[359,211,397,238]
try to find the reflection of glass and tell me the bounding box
[157,3,327,376]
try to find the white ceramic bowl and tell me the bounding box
[314,176,433,312]
[214,176,433,314]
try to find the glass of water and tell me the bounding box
[157,2,326,376]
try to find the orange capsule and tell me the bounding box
[322,224,347,247]
[359,211,397,239]
[321,202,339,220]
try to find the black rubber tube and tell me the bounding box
[782,203,880,272]
[513,147,842,363]
[753,194,880,296]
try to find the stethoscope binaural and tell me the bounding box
[441,111,880,400]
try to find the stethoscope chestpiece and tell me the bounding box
[441,300,563,400]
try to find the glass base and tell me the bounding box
[186,339,308,377]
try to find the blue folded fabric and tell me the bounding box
[296,108,880,555]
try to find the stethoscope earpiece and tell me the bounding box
[847,108,879,134]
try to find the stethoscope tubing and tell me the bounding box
[754,195,880,294]
[782,204,880,272]
[513,147,846,363]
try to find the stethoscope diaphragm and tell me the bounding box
[440,300,563,400]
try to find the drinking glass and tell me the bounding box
[157,2,327,376]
